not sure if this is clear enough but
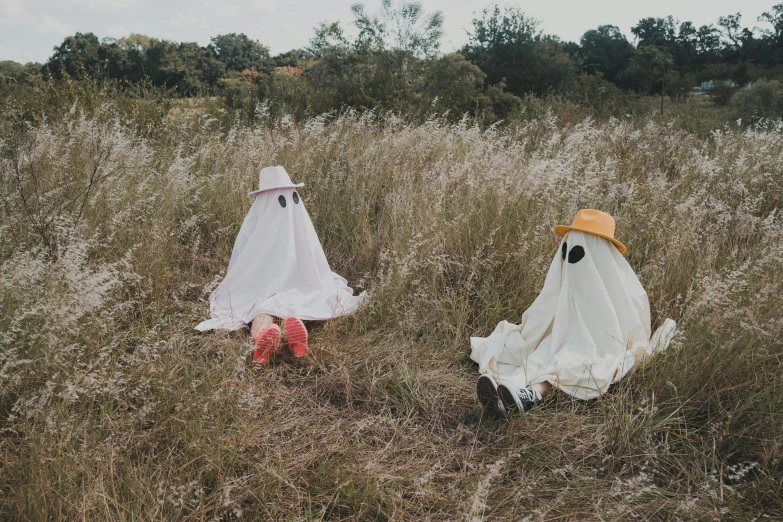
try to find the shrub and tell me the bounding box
[733,78,783,122]
[665,72,695,100]
[708,81,738,106]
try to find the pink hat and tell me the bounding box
[248,166,304,197]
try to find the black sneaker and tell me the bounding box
[477,374,507,414]
[497,384,541,413]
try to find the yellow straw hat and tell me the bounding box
[554,209,627,254]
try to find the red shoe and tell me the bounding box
[252,324,281,365]
[283,317,308,357]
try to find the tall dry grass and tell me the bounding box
[1,102,782,520]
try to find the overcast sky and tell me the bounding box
[0,0,775,64]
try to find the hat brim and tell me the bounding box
[554,225,627,254]
[248,182,305,197]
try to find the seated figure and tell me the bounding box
[196,166,366,364]
[471,209,676,413]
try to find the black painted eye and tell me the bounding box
[568,245,585,264]
[278,195,287,208]
[562,242,567,261]
[293,191,300,204]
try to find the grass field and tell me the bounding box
[1,101,782,520]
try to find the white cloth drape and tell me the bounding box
[196,188,365,331]
[470,231,676,400]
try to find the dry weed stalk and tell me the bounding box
[1,105,782,520]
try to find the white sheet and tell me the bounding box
[470,230,676,400]
[196,187,366,331]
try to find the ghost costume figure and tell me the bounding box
[472,209,676,414]
[196,166,366,363]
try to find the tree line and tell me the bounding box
[3,1,783,121]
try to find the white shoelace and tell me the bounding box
[517,386,541,405]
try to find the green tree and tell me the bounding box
[307,21,351,58]
[617,45,671,93]
[534,39,579,93]
[420,53,485,111]
[696,25,722,64]
[462,6,577,96]
[579,25,633,83]
[758,4,783,66]
[419,52,519,119]
[759,4,783,38]
[350,1,444,100]
[717,13,758,63]
[0,61,43,86]
[97,38,145,83]
[718,13,744,47]
[568,72,626,118]
[147,40,224,95]
[305,1,445,111]
[631,17,676,48]
[351,0,443,58]
[273,49,314,68]
[304,43,377,110]
[45,32,102,79]
[304,20,376,110]
[674,22,698,73]
[209,33,272,73]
